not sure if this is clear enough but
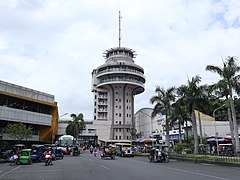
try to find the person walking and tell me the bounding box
[93,147,98,157]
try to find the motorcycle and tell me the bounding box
[148,149,169,163]
[44,154,53,166]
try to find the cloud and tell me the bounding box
[0,0,240,119]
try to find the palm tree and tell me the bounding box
[209,80,236,148]
[171,100,190,143]
[150,86,176,150]
[65,113,85,143]
[195,84,211,144]
[178,75,205,154]
[206,56,240,152]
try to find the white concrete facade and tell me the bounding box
[92,47,146,143]
[134,108,232,141]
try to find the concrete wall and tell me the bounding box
[0,106,52,126]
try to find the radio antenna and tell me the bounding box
[118,11,122,48]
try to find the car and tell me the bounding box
[18,149,32,165]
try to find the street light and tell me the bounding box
[212,104,225,155]
[139,110,154,146]
[60,113,68,118]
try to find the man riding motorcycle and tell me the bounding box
[149,147,169,163]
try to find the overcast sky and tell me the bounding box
[0,0,240,120]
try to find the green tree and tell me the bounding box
[178,75,205,154]
[5,122,33,142]
[208,80,235,147]
[206,56,240,152]
[65,113,85,142]
[171,99,191,143]
[150,86,176,150]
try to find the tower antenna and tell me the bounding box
[118,11,122,48]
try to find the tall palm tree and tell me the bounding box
[171,100,190,143]
[65,113,85,143]
[179,75,205,154]
[195,84,211,144]
[209,80,235,148]
[150,86,176,150]
[177,85,191,142]
[206,56,240,152]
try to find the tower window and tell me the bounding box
[119,113,121,117]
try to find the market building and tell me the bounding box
[0,80,58,144]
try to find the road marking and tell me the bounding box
[0,165,21,178]
[130,159,229,180]
[161,166,229,180]
[89,158,94,161]
[101,165,109,170]
[200,163,213,166]
[15,170,59,173]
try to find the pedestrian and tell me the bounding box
[93,147,98,157]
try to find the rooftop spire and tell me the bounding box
[118,11,122,48]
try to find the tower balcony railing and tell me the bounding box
[96,68,145,78]
[97,78,145,89]
[100,78,144,84]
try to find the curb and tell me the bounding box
[170,157,240,168]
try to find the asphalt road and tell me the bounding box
[0,152,239,180]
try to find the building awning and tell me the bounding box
[206,136,232,142]
[135,138,156,143]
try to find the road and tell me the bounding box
[0,152,239,180]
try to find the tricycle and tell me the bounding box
[52,147,64,160]
[18,149,32,165]
[148,147,169,163]
[101,146,115,160]
[31,145,46,162]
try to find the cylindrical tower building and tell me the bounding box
[92,46,146,142]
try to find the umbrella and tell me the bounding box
[136,138,156,143]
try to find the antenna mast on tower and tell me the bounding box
[118,11,122,48]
